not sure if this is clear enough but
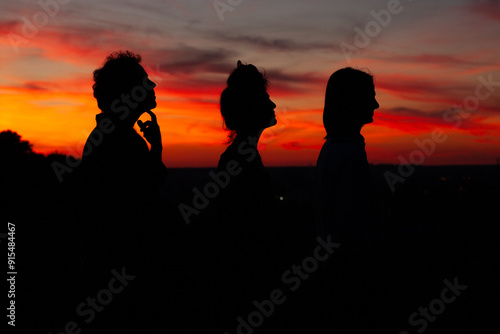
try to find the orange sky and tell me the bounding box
[1,0,500,167]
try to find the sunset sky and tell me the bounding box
[1,0,499,167]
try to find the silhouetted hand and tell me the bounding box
[138,111,162,150]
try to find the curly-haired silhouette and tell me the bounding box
[313,67,381,333]
[61,51,168,333]
[211,60,280,332]
[74,51,167,263]
[81,50,166,212]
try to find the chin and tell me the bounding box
[267,117,277,128]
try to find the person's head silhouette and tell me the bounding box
[220,61,277,143]
[323,67,379,137]
[92,50,156,126]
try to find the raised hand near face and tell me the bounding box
[137,110,162,150]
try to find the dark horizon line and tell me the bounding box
[165,163,500,169]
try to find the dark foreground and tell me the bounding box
[2,163,500,333]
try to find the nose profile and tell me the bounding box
[374,98,380,109]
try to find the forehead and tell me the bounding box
[249,87,269,96]
[134,65,147,76]
[362,81,375,92]
[259,91,271,100]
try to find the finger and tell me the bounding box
[146,110,158,124]
[137,120,145,131]
[144,122,160,133]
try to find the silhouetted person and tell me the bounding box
[316,67,379,249]
[78,50,166,223]
[216,61,277,222]
[313,67,381,333]
[211,61,280,332]
[61,51,168,333]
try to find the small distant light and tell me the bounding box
[279,196,284,201]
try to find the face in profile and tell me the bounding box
[358,83,379,125]
[348,81,379,127]
[255,90,277,129]
[137,67,157,111]
[125,67,157,121]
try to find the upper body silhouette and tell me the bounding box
[215,60,277,226]
[315,67,380,251]
[71,51,167,268]
[78,50,167,222]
